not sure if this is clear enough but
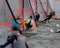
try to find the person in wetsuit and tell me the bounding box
[42,11,55,23]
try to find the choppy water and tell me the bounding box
[26,19,60,48]
[0,19,60,48]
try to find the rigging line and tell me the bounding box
[26,0,33,12]
[26,0,34,14]
[48,0,53,11]
[6,0,22,34]
[6,0,17,23]
[29,0,35,16]
[46,0,49,14]
[35,0,38,12]
[22,0,24,21]
[25,0,30,8]
[39,0,47,17]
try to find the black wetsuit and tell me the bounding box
[42,12,55,22]
[34,14,40,21]
[34,14,40,27]
[43,14,53,21]
[0,35,17,48]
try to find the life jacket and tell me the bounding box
[25,19,31,25]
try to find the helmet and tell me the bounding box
[12,23,20,30]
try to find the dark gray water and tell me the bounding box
[26,19,60,48]
[0,19,60,48]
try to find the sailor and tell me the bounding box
[34,12,40,27]
[42,11,55,23]
[0,23,27,48]
[25,16,35,29]
[34,12,40,21]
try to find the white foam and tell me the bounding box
[50,29,54,32]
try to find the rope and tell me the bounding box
[6,0,22,34]
[48,0,53,12]
[29,0,35,16]
[39,0,47,17]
